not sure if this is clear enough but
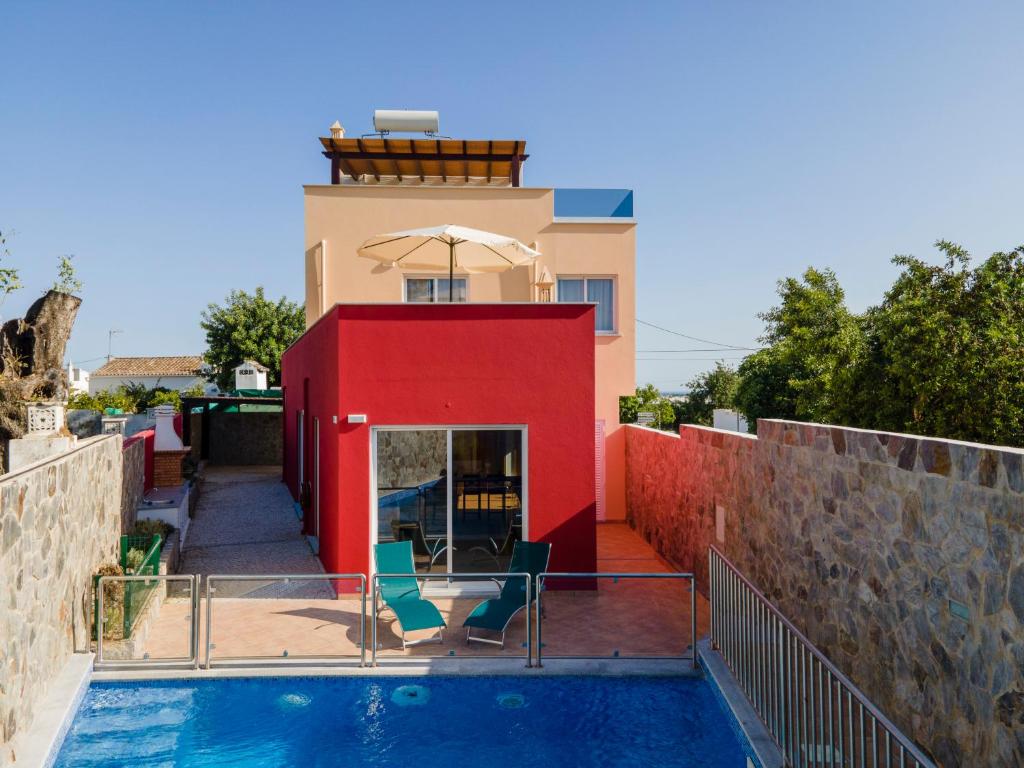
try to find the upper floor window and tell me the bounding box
[405,277,468,303]
[557,277,615,333]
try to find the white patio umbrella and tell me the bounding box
[357,224,540,302]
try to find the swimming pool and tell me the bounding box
[54,675,756,767]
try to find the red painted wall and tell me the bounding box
[282,309,340,538]
[282,303,597,579]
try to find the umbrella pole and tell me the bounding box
[449,241,454,302]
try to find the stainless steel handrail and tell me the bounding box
[371,572,531,667]
[535,572,697,669]
[709,545,936,768]
[204,573,366,668]
[96,574,199,669]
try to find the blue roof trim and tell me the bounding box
[554,189,634,218]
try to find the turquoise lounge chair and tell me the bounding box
[463,540,551,648]
[374,541,446,649]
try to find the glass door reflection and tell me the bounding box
[375,429,449,574]
[451,429,523,574]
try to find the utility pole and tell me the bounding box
[107,328,123,363]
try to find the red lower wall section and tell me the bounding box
[123,428,155,493]
[282,303,597,579]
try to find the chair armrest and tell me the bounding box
[425,536,445,552]
[429,545,449,567]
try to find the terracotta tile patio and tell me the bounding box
[139,523,708,664]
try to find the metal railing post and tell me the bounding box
[535,574,544,668]
[192,575,200,670]
[524,574,532,668]
[371,574,378,668]
[204,576,213,669]
[96,575,106,664]
[709,549,716,650]
[689,573,697,670]
[359,575,366,668]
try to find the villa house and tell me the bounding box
[282,303,597,581]
[283,115,636,582]
[88,355,215,395]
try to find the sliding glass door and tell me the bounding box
[450,429,523,573]
[374,427,525,580]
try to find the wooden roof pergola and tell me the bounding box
[320,137,529,187]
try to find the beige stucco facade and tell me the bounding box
[303,184,636,520]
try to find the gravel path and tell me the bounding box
[180,466,332,598]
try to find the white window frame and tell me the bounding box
[556,275,618,335]
[403,275,470,303]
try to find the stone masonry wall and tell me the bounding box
[376,430,448,491]
[0,435,124,764]
[625,420,1024,767]
[120,437,145,533]
[207,412,282,466]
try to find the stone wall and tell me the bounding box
[625,420,1024,767]
[120,437,145,533]
[207,411,282,466]
[0,435,124,763]
[376,430,447,490]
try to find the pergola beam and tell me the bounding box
[356,138,380,182]
[321,150,529,163]
[381,138,403,181]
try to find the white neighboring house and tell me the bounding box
[67,363,90,394]
[88,356,218,395]
[233,359,269,390]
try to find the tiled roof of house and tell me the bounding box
[91,356,205,377]
[236,359,269,372]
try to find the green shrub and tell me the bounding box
[131,518,174,539]
[68,383,200,415]
[124,547,146,574]
[67,391,99,410]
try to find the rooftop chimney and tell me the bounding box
[330,121,345,139]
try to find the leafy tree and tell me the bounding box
[53,254,82,295]
[734,347,799,430]
[760,267,867,422]
[731,267,866,428]
[866,241,1024,445]
[733,241,1024,447]
[200,287,304,391]
[0,230,22,318]
[673,362,740,427]
[619,383,675,429]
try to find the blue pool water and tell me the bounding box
[55,676,753,767]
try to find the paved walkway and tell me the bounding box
[180,466,329,598]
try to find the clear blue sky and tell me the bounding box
[3,1,1022,389]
